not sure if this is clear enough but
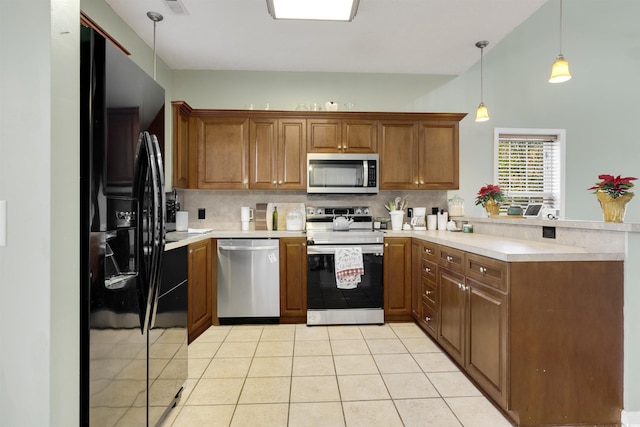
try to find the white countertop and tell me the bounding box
[165,228,623,262]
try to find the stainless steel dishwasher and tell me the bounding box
[217,239,280,324]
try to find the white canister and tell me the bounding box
[389,211,404,231]
[176,211,189,232]
[437,211,448,230]
[426,215,437,230]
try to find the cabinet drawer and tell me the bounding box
[437,245,465,273]
[421,300,438,338]
[421,279,437,307]
[420,241,438,262]
[466,253,508,292]
[420,259,438,282]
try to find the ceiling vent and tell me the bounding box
[163,0,188,15]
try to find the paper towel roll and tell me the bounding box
[176,211,188,232]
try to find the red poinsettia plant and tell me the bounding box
[587,174,637,199]
[475,184,505,206]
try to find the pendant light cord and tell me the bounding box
[558,0,564,55]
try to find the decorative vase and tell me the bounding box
[596,192,633,223]
[484,199,500,216]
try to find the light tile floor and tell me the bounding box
[159,322,513,427]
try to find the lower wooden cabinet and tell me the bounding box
[437,266,466,365]
[383,237,412,321]
[279,237,307,323]
[187,239,215,343]
[411,238,623,427]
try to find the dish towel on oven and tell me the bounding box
[335,247,364,289]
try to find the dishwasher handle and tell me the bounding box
[219,245,279,251]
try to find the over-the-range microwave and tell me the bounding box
[307,153,379,194]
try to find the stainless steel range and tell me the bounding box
[305,206,385,325]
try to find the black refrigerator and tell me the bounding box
[80,26,187,426]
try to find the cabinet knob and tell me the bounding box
[414,180,419,185]
[272,180,277,185]
[419,180,424,185]
[278,180,283,185]
[425,316,431,322]
[424,248,432,254]
[425,290,431,296]
[446,255,453,262]
[479,266,487,274]
[457,282,464,290]
[424,267,431,273]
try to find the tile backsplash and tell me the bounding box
[175,189,449,230]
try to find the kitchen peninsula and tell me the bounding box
[167,218,627,427]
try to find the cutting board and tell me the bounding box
[266,203,305,231]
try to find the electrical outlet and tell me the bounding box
[198,208,205,219]
[542,226,556,239]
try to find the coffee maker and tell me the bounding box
[410,207,427,230]
[166,190,179,231]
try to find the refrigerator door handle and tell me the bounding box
[132,131,164,331]
[148,133,166,329]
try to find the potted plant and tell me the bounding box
[475,184,505,216]
[588,174,637,222]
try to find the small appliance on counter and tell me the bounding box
[166,190,179,231]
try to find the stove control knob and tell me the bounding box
[316,208,323,215]
[307,239,315,246]
[363,208,370,215]
[355,208,362,215]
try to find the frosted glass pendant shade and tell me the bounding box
[549,54,572,83]
[475,102,490,122]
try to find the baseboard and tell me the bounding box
[622,410,640,427]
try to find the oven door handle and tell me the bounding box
[307,245,384,255]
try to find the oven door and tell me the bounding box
[306,244,384,325]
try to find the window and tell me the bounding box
[494,128,565,217]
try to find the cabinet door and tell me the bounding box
[277,119,306,189]
[249,118,278,189]
[411,240,422,320]
[383,237,412,320]
[378,121,419,189]
[418,121,459,189]
[279,237,307,323]
[342,119,377,153]
[438,267,466,365]
[188,239,214,343]
[196,117,249,189]
[171,101,192,188]
[307,119,341,152]
[466,278,508,408]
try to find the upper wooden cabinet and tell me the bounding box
[379,117,463,190]
[250,118,306,189]
[170,103,465,190]
[307,118,377,153]
[171,101,192,188]
[196,116,250,189]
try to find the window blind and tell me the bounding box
[497,135,561,211]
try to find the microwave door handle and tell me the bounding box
[361,160,367,187]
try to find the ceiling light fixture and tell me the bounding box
[147,11,163,81]
[549,0,571,83]
[475,40,490,123]
[266,0,359,21]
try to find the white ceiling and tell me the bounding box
[104,0,549,75]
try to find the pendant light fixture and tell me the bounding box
[146,11,163,81]
[549,0,571,83]
[475,40,490,122]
